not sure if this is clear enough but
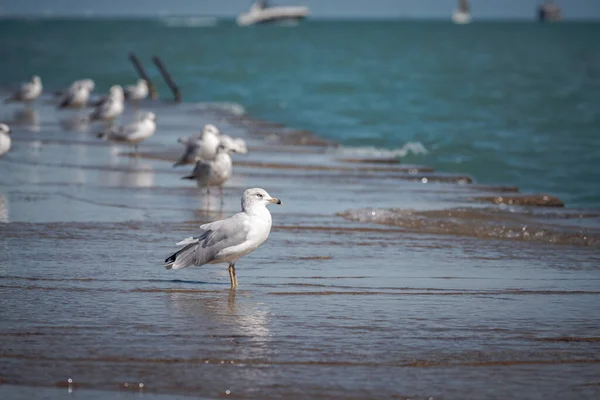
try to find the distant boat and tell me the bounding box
[452,0,472,24]
[237,0,309,27]
[538,1,562,22]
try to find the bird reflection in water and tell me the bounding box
[193,195,225,219]
[12,108,40,132]
[59,114,90,132]
[168,289,271,345]
[0,194,9,223]
[104,162,155,188]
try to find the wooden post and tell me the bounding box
[128,52,158,100]
[152,56,182,103]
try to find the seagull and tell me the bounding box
[88,86,124,122]
[125,79,149,103]
[58,80,95,109]
[174,124,222,166]
[5,76,43,104]
[0,124,11,158]
[96,111,156,155]
[56,78,95,97]
[164,188,282,288]
[182,145,235,199]
[91,84,124,107]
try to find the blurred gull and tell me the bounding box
[96,111,156,155]
[56,78,95,97]
[125,79,149,103]
[174,124,222,166]
[88,85,124,122]
[59,80,95,109]
[174,124,247,166]
[182,144,235,200]
[164,188,282,288]
[91,84,124,107]
[0,124,11,157]
[5,76,43,104]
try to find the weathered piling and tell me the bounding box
[128,52,158,100]
[152,56,182,103]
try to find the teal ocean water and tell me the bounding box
[1,19,599,207]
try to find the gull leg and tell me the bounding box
[205,187,211,211]
[228,264,236,289]
[219,185,224,208]
[232,263,238,288]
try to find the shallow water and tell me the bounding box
[1,97,600,399]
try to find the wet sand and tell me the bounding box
[1,95,600,399]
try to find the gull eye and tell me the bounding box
[256,193,263,198]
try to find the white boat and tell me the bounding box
[538,1,562,22]
[237,1,309,27]
[452,0,472,24]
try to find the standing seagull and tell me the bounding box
[174,124,227,166]
[182,145,235,199]
[56,78,95,98]
[125,79,149,103]
[0,124,11,158]
[165,188,282,288]
[58,80,94,109]
[5,76,43,105]
[96,112,156,155]
[91,84,124,108]
[88,86,125,122]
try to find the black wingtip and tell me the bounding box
[165,253,177,264]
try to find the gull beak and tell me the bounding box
[269,197,282,205]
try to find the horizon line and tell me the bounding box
[1,15,599,22]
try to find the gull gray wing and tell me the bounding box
[164,215,250,270]
[174,139,201,166]
[59,91,74,108]
[90,99,112,120]
[107,121,141,141]
[181,159,210,181]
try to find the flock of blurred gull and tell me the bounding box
[1,75,278,288]
[0,75,249,200]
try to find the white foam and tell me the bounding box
[193,102,247,117]
[331,142,428,159]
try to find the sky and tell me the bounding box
[1,0,599,20]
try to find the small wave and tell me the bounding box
[192,102,247,117]
[339,207,600,248]
[331,142,429,159]
[162,17,218,28]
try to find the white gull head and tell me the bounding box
[241,188,282,213]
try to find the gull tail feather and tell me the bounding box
[165,231,212,270]
[164,242,198,270]
[173,157,186,167]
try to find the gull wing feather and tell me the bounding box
[164,214,250,270]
